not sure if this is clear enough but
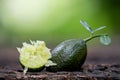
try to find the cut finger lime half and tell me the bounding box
[17,40,52,73]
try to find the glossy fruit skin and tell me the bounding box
[46,39,87,72]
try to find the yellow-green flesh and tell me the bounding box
[20,52,47,69]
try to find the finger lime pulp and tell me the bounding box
[17,40,51,71]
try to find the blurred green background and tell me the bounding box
[0,0,120,47]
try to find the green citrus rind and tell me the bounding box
[46,39,87,72]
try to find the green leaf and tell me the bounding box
[92,26,106,33]
[80,20,92,33]
[100,35,111,45]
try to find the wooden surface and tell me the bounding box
[0,47,120,80]
[0,64,120,80]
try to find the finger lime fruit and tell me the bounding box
[46,39,87,72]
[17,40,52,72]
[46,20,111,72]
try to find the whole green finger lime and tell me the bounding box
[46,20,111,72]
[46,39,87,72]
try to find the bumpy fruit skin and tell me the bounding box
[46,39,87,72]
